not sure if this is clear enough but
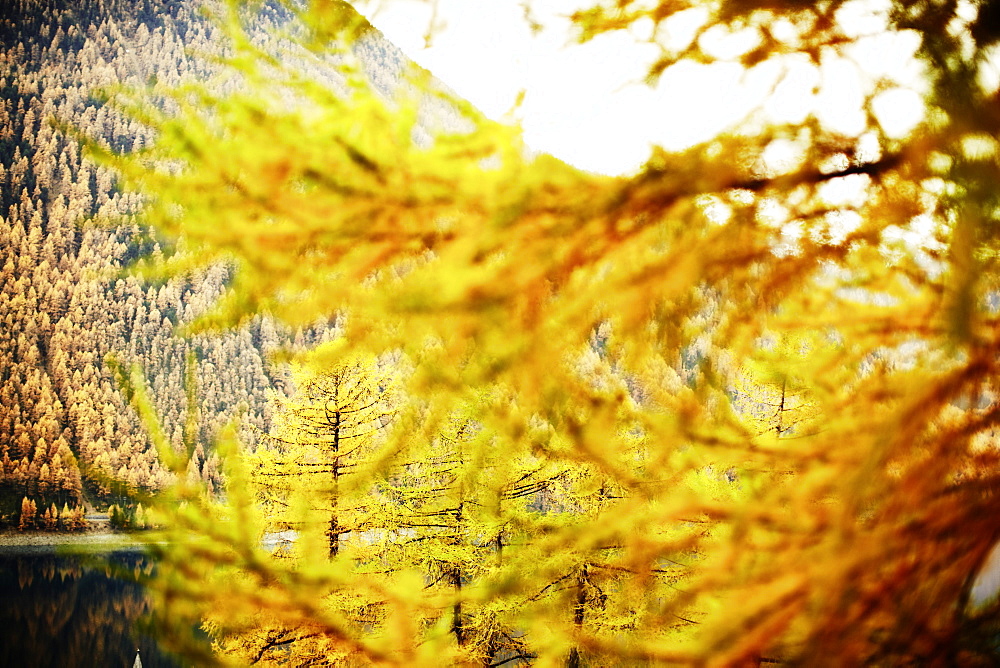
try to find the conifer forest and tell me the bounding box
[5,0,1000,665]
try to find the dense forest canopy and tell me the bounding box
[0,0,352,528]
[9,0,1000,664]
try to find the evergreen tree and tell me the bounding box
[18,495,36,530]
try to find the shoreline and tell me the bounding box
[0,525,143,550]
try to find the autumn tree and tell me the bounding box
[367,398,588,666]
[251,352,398,558]
[95,0,1000,665]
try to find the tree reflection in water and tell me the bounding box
[0,550,182,668]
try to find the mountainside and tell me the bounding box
[0,0,400,525]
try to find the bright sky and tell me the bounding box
[358,0,928,176]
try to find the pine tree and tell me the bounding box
[18,496,36,531]
[42,502,57,530]
[59,502,72,531]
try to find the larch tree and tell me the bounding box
[368,396,592,666]
[93,0,1000,665]
[251,352,399,558]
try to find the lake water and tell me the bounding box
[0,546,183,667]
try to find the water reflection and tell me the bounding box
[0,548,182,668]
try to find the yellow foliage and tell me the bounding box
[98,0,1000,665]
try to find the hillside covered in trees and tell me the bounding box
[0,0,359,526]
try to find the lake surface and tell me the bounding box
[0,545,184,667]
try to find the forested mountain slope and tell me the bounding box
[0,0,409,526]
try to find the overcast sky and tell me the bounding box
[358,0,927,176]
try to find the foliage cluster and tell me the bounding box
[108,501,151,530]
[92,0,1000,665]
[15,495,86,531]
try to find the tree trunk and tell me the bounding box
[452,564,465,647]
[328,408,341,558]
[567,564,588,668]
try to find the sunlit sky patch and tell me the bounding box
[358,0,928,176]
